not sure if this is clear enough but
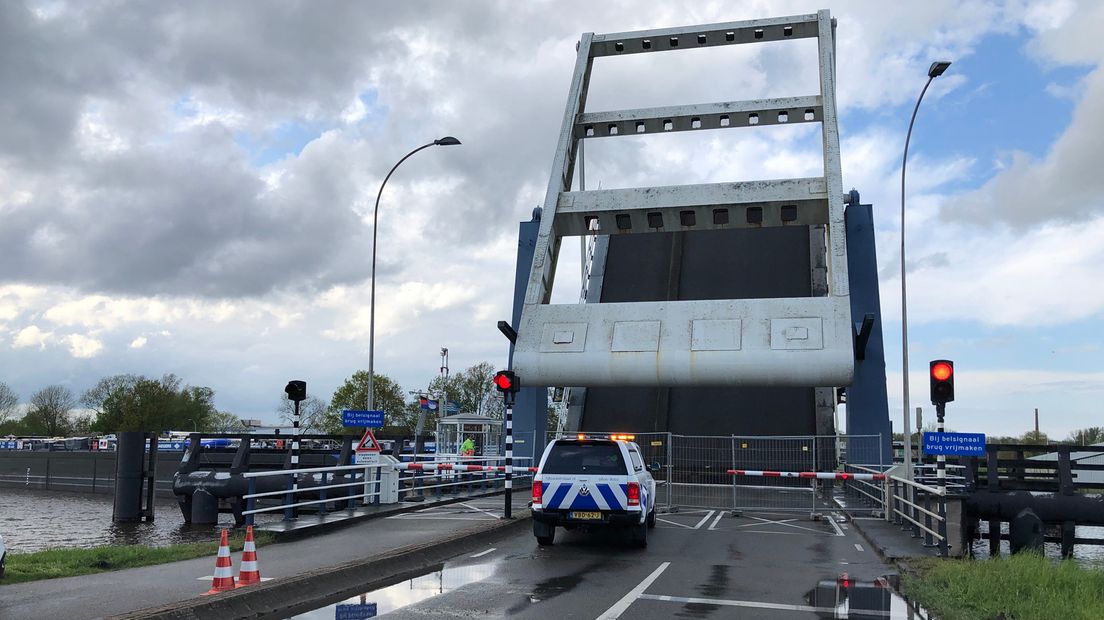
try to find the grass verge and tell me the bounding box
[902,554,1104,620]
[1,530,275,586]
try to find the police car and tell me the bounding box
[531,434,657,547]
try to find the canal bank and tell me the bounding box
[0,495,533,618]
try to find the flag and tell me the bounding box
[419,397,439,411]
[446,400,460,415]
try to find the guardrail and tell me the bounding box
[396,453,535,501]
[242,462,388,524]
[887,474,948,557]
[843,463,891,516]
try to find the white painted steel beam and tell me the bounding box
[513,297,854,387]
[553,178,830,236]
[590,14,820,57]
[575,97,823,138]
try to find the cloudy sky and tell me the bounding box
[1,0,1101,438]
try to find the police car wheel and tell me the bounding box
[632,518,648,548]
[536,534,555,546]
[647,509,656,529]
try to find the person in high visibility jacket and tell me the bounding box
[460,436,476,457]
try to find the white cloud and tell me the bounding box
[66,334,103,358]
[13,325,52,349]
[130,336,147,349]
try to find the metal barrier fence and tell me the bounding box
[887,473,948,557]
[241,454,535,525]
[545,432,884,515]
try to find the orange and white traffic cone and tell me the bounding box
[204,528,236,595]
[236,525,261,587]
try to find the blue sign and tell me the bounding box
[0,441,17,449]
[342,410,385,428]
[445,400,460,415]
[922,432,986,456]
[335,603,377,620]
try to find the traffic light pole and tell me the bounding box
[504,391,514,519]
[936,401,948,556]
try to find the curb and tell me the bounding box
[111,510,533,619]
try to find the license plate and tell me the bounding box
[569,511,602,521]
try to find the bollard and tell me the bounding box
[191,489,219,524]
[1009,507,1044,555]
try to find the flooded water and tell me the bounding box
[806,576,931,619]
[292,562,498,619]
[0,488,282,553]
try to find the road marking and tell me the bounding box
[744,516,826,535]
[656,518,696,529]
[854,543,865,552]
[470,548,496,558]
[385,515,494,521]
[692,510,715,530]
[827,516,846,537]
[708,512,725,530]
[459,502,501,518]
[597,562,671,619]
[639,593,848,615]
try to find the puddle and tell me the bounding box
[805,575,933,619]
[291,561,498,619]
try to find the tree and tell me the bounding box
[326,371,408,435]
[206,411,245,432]
[277,396,331,433]
[0,382,18,425]
[1067,427,1104,446]
[423,362,504,419]
[83,374,218,432]
[1021,430,1050,445]
[25,385,77,436]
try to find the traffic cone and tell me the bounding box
[204,528,236,595]
[237,525,261,587]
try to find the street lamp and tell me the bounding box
[367,137,462,412]
[901,61,951,480]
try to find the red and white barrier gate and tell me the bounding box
[393,462,538,473]
[727,469,886,481]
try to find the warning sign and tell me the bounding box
[355,429,382,465]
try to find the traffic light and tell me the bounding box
[493,370,519,394]
[929,360,954,404]
[284,380,306,402]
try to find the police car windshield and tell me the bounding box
[542,441,626,475]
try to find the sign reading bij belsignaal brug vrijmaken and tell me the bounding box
[342,409,384,428]
[922,432,986,456]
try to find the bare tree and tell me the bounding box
[1068,427,1104,446]
[0,382,18,425]
[26,385,77,436]
[278,396,331,433]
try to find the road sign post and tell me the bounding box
[355,429,383,504]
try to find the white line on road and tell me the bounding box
[692,510,715,530]
[597,562,671,619]
[460,502,501,518]
[854,543,865,552]
[639,593,847,615]
[827,516,845,537]
[470,548,496,558]
[385,516,495,521]
[708,512,725,531]
[656,518,696,529]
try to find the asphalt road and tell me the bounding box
[296,505,921,619]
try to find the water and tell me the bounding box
[292,562,498,619]
[971,522,1104,567]
[0,488,282,553]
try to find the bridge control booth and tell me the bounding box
[436,414,504,459]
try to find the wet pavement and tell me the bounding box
[293,507,927,618]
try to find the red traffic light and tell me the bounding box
[931,362,953,381]
[929,359,955,404]
[493,370,518,393]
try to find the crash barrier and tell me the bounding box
[241,455,535,524]
[546,432,885,514]
[887,473,948,557]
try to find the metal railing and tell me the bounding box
[396,452,534,501]
[887,474,948,557]
[242,462,389,524]
[842,463,890,516]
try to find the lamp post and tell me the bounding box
[901,61,950,483]
[367,137,461,412]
